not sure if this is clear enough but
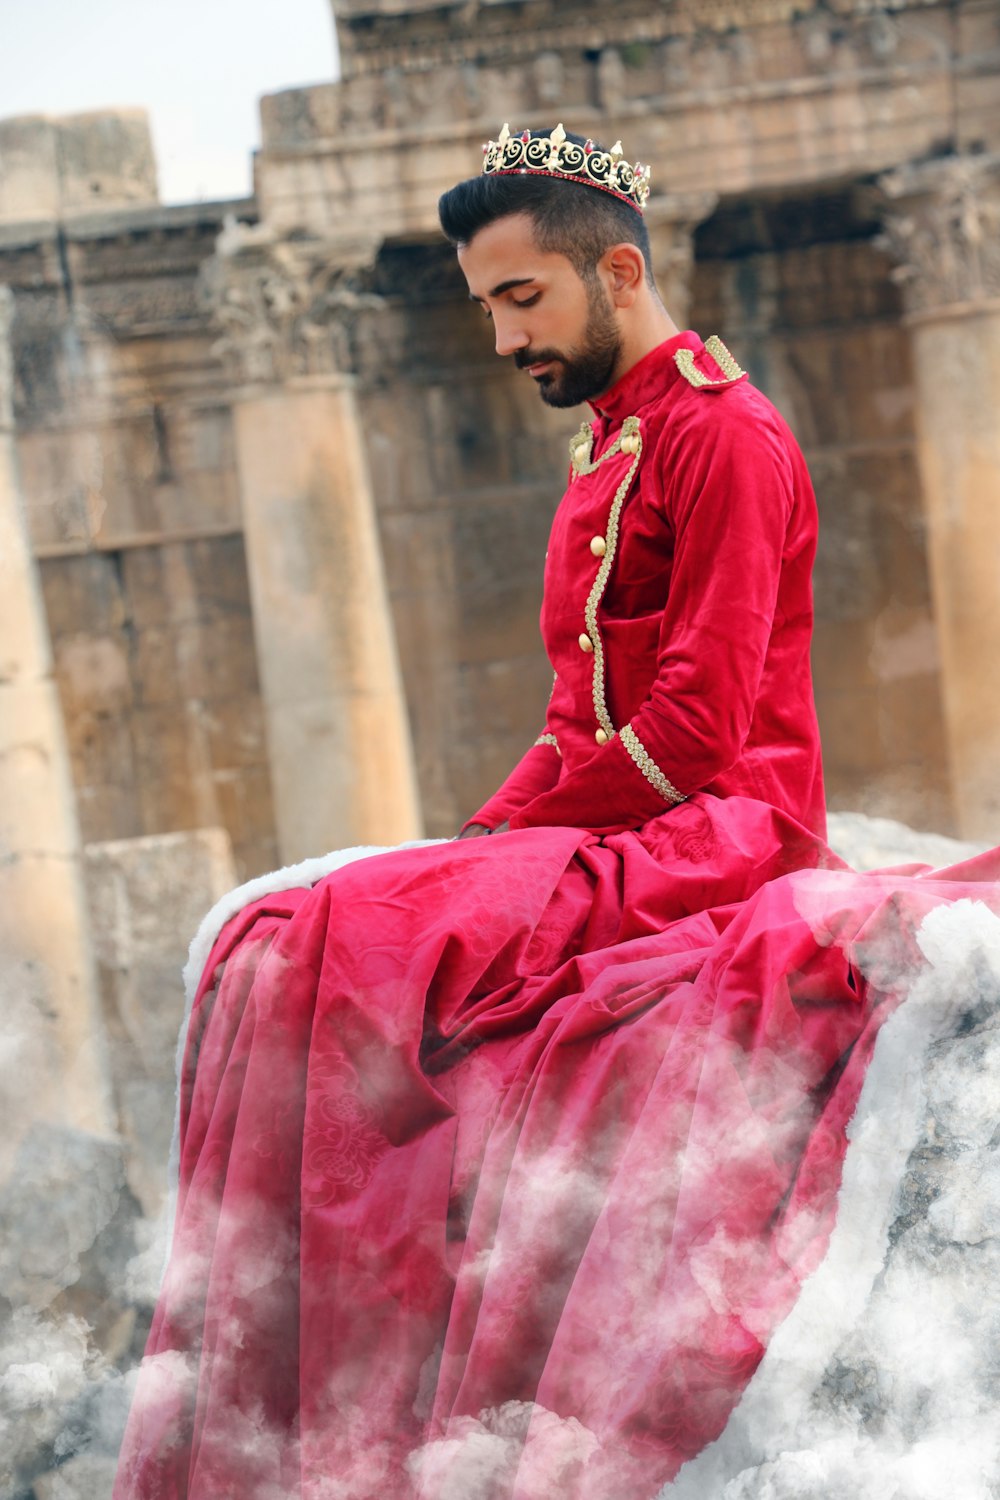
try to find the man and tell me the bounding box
[440,126,824,849]
[114,126,989,1500]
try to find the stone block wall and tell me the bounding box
[37,538,278,879]
[3,200,280,880]
[84,828,237,1216]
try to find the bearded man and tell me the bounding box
[439,126,823,844]
[113,126,1000,1500]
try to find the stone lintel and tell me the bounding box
[330,0,946,77]
[0,198,257,255]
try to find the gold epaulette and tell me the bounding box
[675,335,747,390]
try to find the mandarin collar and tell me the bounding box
[588,330,703,424]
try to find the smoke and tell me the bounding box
[4,835,1000,1498]
[0,947,148,1498]
[662,895,1000,1500]
[409,1400,601,1500]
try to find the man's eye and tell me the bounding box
[513,293,541,308]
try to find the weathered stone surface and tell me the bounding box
[0,111,158,225]
[876,156,1000,842]
[83,829,238,1215]
[37,537,279,879]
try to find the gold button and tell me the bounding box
[590,535,607,558]
[578,632,593,653]
[595,728,609,745]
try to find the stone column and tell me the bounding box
[0,286,112,1154]
[201,221,423,861]
[878,154,1000,841]
[644,192,719,329]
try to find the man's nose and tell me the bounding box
[493,314,530,359]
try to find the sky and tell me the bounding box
[1,0,339,205]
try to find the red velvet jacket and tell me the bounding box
[466,331,826,839]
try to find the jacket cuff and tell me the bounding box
[509,730,685,834]
[463,741,562,832]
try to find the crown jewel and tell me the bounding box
[481,123,651,213]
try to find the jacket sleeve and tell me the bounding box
[509,406,798,835]
[460,736,562,832]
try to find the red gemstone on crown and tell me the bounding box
[521,131,530,143]
[584,141,594,153]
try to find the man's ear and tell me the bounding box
[602,243,647,307]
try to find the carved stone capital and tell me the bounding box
[877,154,1000,318]
[643,192,719,324]
[198,216,385,388]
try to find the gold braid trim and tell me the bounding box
[534,732,561,757]
[580,415,643,740]
[619,724,686,806]
[674,334,747,389]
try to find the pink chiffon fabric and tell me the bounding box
[113,794,1000,1499]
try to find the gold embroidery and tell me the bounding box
[706,334,746,380]
[569,424,593,478]
[568,412,641,479]
[619,724,686,805]
[581,415,643,741]
[674,335,747,389]
[534,732,561,757]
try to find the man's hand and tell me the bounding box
[456,820,510,839]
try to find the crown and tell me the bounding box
[481,123,652,214]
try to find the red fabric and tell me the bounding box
[468,333,824,837]
[114,804,1000,1500]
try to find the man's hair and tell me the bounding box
[438,129,653,284]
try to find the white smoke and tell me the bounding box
[662,896,1000,1500]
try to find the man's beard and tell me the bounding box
[514,279,622,408]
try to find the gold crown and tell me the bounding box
[481,123,651,213]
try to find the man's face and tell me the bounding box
[457,213,622,408]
